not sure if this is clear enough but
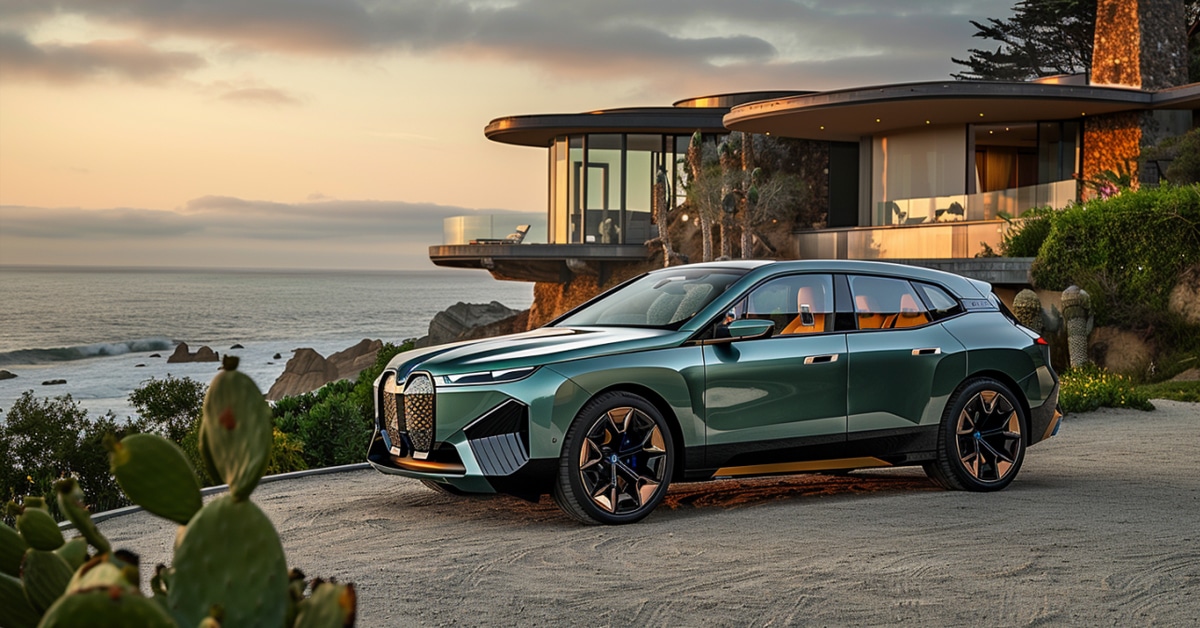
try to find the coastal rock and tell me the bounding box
[231,343,245,349]
[0,370,16,380]
[416,302,523,348]
[328,339,383,380]
[167,342,220,363]
[136,363,146,368]
[266,339,383,401]
[273,353,282,360]
[149,353,162,358]
[42,379,66,386]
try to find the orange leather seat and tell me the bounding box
[782,286,826,334]
[891,293,930,328]
[854,294,888,329]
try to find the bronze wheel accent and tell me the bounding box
[954,389,1023,484]
[576,406,669,516]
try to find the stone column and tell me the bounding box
[1084,0,1190,192]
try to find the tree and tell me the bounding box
[951,0,1097,81]
[954,1,1200,82]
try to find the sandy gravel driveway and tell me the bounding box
[100,401,1200,626]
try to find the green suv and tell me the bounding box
[368,260,1061,524]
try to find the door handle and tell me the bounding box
[803,354,839,365]
[911,347,942,356]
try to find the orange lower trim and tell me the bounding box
[1042,409,1063,442]
[714,456,892,478]
[394,457,466,474]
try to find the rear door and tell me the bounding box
[843,275,966,432]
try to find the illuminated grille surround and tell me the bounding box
[403,373,436,453]
[381,372,405,454]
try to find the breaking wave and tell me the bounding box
[0,338,174,366]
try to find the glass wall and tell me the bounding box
[546,133,691,245]
[870,120,1081,228]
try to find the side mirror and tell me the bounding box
[702,319,774,345]
[728,318,774,339]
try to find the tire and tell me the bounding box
[552,391,675,525]
[924,377,1027,492]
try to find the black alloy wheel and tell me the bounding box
[553,391,674,525]
[925,378,1026,492]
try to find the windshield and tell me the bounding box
[554,267,747,329]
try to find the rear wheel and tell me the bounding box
[925,378,1026,491]
[552,391,674,525]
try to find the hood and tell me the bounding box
[387,326,686,378]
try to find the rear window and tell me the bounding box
[913,282,964,321]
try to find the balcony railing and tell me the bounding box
[875,179,1077,225]
[443,215,545,245]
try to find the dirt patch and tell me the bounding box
[99,401,1200,625]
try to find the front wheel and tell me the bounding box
[552,391,674,525]
[925,378,1026,492]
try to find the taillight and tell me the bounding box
[1035,336,1049,346]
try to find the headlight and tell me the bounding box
[440,366,538,387]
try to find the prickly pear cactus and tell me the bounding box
[168,494,289,627]
[201,355,274,499]
[1012,289,1043,334]
[1062,285,1093,367]
[107,433,202,525]
[2,353,356,627]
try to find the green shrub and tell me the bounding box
[1000,206,1055,257]
[272,339,413,469]
[128,375,205,443]
[1031,185,1200,327]
[0,392,146,520]
[1059,364,1153,413]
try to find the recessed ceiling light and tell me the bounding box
[875,118,881,123]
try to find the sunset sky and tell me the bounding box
[1,0,1015,270]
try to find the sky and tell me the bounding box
[0,0,1016,271]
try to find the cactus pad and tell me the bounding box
[54,537,89,571]
[39,586,176,628]
[21,549,74,612]
[168,494,288,627]
[109,433,203,525]
[0,571,41,628]
[201,356,274,500]
[0,522,27,577]
[55,478,112,556]
[16,506,64,552]
[295,580,356,628]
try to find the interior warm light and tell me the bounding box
[925,120,930,124]
[875,118,881,122]
[989,130,994,134]
[979,113,985,117]
[819,126,825,130]
[681,213,690,222]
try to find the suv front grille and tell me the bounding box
[404,373,436,452]
[381,372,405,450]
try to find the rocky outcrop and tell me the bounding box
[1169,264,1200,325]
[42,379,66,386]
[266,339,383,401]
[1089,326,1156,375]
[416,302,523,348]
[0,370,16,380]
[267,349,339,401]
[328,339,383,380]
[167,342,220,363]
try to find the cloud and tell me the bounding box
[0,198,543,269]
[217,86,302,105]
[0,30,206,83]
[6,0,1013,89]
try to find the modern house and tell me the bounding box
[430,0,1197,311]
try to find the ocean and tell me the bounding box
[0,266,534,420]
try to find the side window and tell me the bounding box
[848,275,931,330]
[913,282,963,321]
[729,274,834,336]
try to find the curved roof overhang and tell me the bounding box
[484,107,729,147]
[724,81,1156,142]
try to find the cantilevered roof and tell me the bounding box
[724,81,1159,142]
[484,91,811,147]
[485,107,729,147]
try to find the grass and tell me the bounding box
[1134,380,1200,403]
